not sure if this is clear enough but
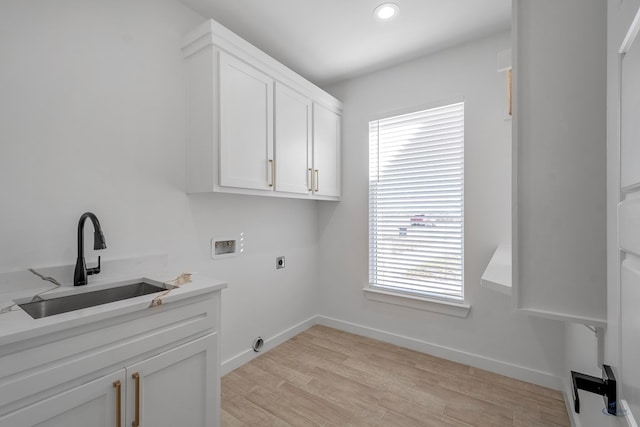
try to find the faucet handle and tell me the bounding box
[87,256,102,276]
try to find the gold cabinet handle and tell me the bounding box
[308,168,313,192]
[315,169,319,192]
[269,159,274,187]
[507,68,513,116]
[113,380,122,427]
[132,372,140,427]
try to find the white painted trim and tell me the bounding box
[316,315,561,390]
[182,18,342,113]
[363,287,470,318]
[511,0,521,312]
[368,95,464,123]
[622,400,639,427]
[220,316,316,375]
[562,381,579,427]
[517,307,607,328]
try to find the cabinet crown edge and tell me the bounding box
[182,18,343,114]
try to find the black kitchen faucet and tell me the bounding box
[73,212,107,286]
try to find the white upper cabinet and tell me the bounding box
[182,19,342,201]
[219,52,274,191]
[312,103,341,198]
[275,82,312,195]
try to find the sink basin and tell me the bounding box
[18,282,167,319]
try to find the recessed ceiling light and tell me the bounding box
[374,3,399,21]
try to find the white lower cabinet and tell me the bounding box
[125,333,217,427]
[0,290,222,427]
[0,370,125,427]
[0,333,218,427]
[0,333,216,427]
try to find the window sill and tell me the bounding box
[363,287,471,318]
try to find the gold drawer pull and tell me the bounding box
[269,159,274,187]
[308,168,313,192]
[315,169,319,192]
[132,372,141,427]
[113,380,122,427]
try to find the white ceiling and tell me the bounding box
[178,0,511,87]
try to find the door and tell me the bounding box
[125,333,218,427]
[0,370,125,427]
[219,51,274,191]
[274,82,312,195]
[615,7,640,422]
[312,103,341,198]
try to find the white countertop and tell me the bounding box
[0,256,226,347]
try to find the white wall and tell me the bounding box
[0,0,569,388]
[0,0,320,367]
[320,31,566,385]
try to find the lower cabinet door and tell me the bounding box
[0,369,126,427]
[125,333,218,427]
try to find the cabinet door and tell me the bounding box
[275,83,312,194]
[219,51,274,191]
[312,103,341,198]
[126,333,218,427]
[0,370,125,427]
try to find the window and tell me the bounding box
[368,101,464,303]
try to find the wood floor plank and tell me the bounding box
[222,388,291,426]
[222,371,256,396]
[245,386,324,427]
[302,377,386,419]
[377,391,446,421]
[234,360,286,391]
[276,380,354,425]
[221,410,247,427]
[221,325,570,427]
[442,391,515,427]
[307,366,383,402]
[250,352,314,387]
[381,408,471,427]
[538,402,572,426]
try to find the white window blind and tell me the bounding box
[369,102,464,302]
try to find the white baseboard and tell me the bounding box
[220,315,317,376]
[221,314,561,391]
[562,381,580,427]
[315,315,561,391]
[622,400,639,427]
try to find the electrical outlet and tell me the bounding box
[276,256,285,269]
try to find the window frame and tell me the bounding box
[366,98,469,317]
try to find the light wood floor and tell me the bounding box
[222,325,570,427]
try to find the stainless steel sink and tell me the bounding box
[18,282,167,319]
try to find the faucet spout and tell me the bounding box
[74,212,107,286]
